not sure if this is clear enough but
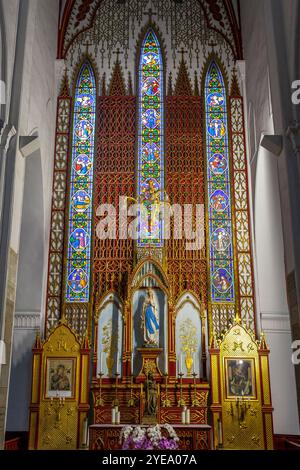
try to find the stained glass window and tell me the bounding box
[205,62,235,302]
[137,30,164,247]
[66,62,96,302]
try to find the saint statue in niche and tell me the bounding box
[144,372,158,416]
[141,288,159,347]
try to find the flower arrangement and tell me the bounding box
[119,424,179,450]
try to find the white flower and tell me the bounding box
[147,425,162,447]
[119,425,133,444]
[132,426,146,443]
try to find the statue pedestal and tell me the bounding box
[137,347,163,380]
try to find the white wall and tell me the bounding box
[4,0,60,433]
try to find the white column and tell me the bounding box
[255,143,299,434]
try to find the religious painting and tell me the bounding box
[207,92,225,107]
[142,142,160,163]
[72,190,91,213]
[205,62,235,302]
[225,358,256,398]
[45,358,76,398]
[142,77,159,96]
[69,228,90,252]
[209,153,227,175]
[210,190,229,212]
[76,94,94,108]
[68,268,88,293]
[138,29,164,247]
[212,268,232,293]
[73,154,92,176]
[208,119,226,139]
[142,108,160,129]
[75,120,93,140]
[66,62,96,302]
[212,227,230,252]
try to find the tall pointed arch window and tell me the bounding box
[205,62,235,302]
[137,30,164,247]
[65,62,96,302]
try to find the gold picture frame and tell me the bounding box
[45,357,76,399]
[225,358,256,399]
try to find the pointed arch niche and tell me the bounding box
[131,260,168,376]
[137,29,164,248]
[96,293,123,378]
[175,293,203,378]
[65,61,96,303]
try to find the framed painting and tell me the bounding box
[45,357,76,398]
[225,358,256,399]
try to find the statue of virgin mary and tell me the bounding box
[141,288,159,347]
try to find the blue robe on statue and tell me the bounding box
[145,304,159,334]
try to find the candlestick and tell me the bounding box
[162,373,171,407]
[192,372,200,407]
[97,372,104,406]
[82,417,88,448]
[113,373,120,407]
[217,418,223,449]
[177,372,185,407]
[116,351,119,375]
[127,374,135,407]
[100,352,103,374]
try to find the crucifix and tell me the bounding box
[143,7,157,23]
[82,40,94,55]
[178,47,188,63]
[113,48,124,63]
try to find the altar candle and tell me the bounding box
[116,411,120,425]
[180,353,183,375]
[131,351,134,374]
[82,418,88,447]
[116,350,120,375]
[185,408,190,425]
[112,407,116,424]
[100,352,103,374]
[218,419,223,446]
[193,353,196,375]
[181,409,186,424]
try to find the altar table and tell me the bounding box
[89,424,212,450]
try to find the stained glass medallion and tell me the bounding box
[138,30,164,247]
[205,62,235,302]
[66,62,96,302]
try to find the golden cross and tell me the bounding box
[178,47,188,62]
[144,7,157,22]
[113,48,123,62]
[82,41,94,54]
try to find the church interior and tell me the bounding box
[0,0,300,451]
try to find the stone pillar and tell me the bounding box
[255,141,300,434]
